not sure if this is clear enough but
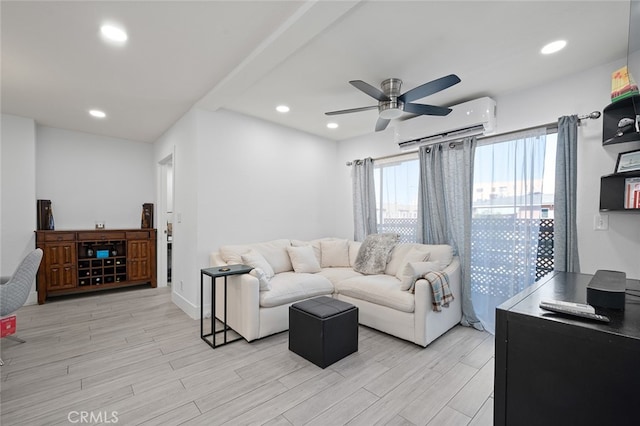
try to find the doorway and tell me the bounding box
[158,153,174,287]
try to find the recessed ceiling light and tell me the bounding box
[100,24,128,43]
[541,40,567,55]
[89,109,106,118]
[276,105,290,113]
[327,122,339,129]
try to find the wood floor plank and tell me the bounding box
[399,362,478,426]
[447,358,495,418]
[426,406,471,426]
[304,387,379,426]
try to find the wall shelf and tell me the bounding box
[600,170,640,211]
[602,94,640,145]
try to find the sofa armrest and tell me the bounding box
[413,256,462,346]
[210,252,261,342]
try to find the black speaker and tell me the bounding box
[37,199,54,230]
[141,203,154,228]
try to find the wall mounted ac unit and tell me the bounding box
[395,97,496,150]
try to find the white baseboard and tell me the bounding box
[171,290,209,320]
[25,291,38,306]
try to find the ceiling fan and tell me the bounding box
[325,74,461,132]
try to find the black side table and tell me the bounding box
[200,264,253,349]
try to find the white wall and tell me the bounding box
[154,108,338,318]
[336,57,640,279]
[36,126,155,229]
[1,114,37,303]
[195,108,338,247]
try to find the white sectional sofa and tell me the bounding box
[209,237,462,347]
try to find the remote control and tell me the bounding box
[539,301,610,323]
[540,299,595,314]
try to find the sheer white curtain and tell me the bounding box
[352,158,377,241]
[470,129,547,334]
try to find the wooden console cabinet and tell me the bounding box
[36,229,157,304]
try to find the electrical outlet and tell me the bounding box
[594,214,609,231]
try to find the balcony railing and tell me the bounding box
[470,217,554,297]
[379,217,554,297]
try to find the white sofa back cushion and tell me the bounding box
[385,244,453,276]
[220,239,293,273]
[320,239,350,267]
[286,246,321,273]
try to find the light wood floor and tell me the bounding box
[1,286,494,425]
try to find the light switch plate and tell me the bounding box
[594,214,609,231]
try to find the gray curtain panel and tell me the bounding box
[417,146,447,244]
[352,158,377,242]
[554,115,580,272]
[417,138,483,330]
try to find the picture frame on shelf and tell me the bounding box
[615,148,640,173]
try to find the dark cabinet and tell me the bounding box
[36,229,157,304]
[495,272,640,426]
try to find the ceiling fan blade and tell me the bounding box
[350,80,390,101]
[398,74,461,103]
[403,103,452,116]
[325,105,379,115]
[375,117,390,132]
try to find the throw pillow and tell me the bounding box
[320,239,350,268]
[286,245,322,273]
[395,247,431,281]
[241,249,275,279]
[249,268,272,291]
[399,261,444,292]
[354,233,400,275]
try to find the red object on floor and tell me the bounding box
[1,315,17,337]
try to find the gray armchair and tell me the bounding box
[0,248,43,366]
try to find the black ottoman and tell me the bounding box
[289,296,358,368]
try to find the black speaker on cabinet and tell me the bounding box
[141,203,154,229]
[37,199,54,230]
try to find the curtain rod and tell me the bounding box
[345,111,601,166]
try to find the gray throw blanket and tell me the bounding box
[354,233,399,274]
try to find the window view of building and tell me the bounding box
[373,156,420,243]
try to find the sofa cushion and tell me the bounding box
[241,250,274,279]
[386,244,453,276]
[398,261,444,291]
[316,267,363,286]
[259,272,334,308]
[395,247,431,281]
[334,274,415,313]
[354,233,399,274]
[291,238,337,264]
[348,241,362,268]
[249,268,272,291]
[221,239,293,273]
[286,246,321,273]
[320,239,350,268]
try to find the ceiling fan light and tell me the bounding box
[327,122,338,129]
